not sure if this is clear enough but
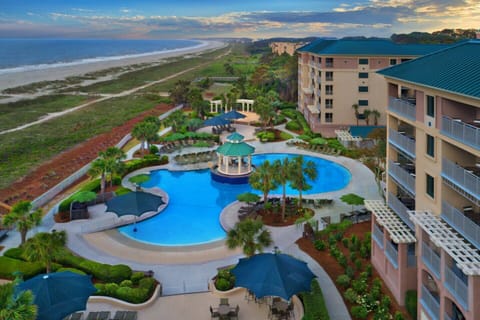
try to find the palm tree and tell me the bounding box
[295,211,319,232]
[102,147,125,187]
[88,147,125,194]
[249,160,278,207]
[163,110,186,133]
[2,201,41,244]
[169,80,191,105]
[352,103,359,126]
[371,109,381,126]
[88,157,109,195]
[289,156,318,208]
[0,281,37,320]
[24,231,67,274]
[254,96,275,131]
[273,158,290,221]
[226,218,272,257]
[363,109,372,126]
[132,121,158,154]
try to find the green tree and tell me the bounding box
[363,109,372,126]
[249,160,278,207]
[235,76,247,98]
[289,156,318,208]
[169,80,191,105]
[2,201,41,244]
[295,211,319,232]
[88,157,109,195]
[132,121,159,154]
[352,103,359,126]
[88,147,125,193]
[273,158,290,221]
[226,218,272,257]
[0,281,37,320]
[24,231,67,273]
[164,110,186,133]
[371,109,381,126]
[224,62,235,75]
[188,88,208,119]
[254,96,275,130]
[102,147,125,188]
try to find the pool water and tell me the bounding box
[118,153,351,246]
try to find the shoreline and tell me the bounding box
[0,40,226,92]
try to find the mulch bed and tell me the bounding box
[0,103,174,207]
[258,207,312,227]
[297,221,412,320]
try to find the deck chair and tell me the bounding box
[124,311,137,320]
[220,298,229,306]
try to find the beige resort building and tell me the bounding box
[297,39,448,137]
[366,40,480,320]
[269,41,305,56]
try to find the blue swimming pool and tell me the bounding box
[118,153,351,246]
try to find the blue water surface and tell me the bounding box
[118,153,351,246]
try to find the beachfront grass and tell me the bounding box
[0,95,90,132]
[0,94,161,189]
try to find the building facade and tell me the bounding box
[269,42,305,56]
[297,39,448,137]
[367,41,480,320]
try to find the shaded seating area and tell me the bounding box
[210,298,239,320]
[85,311,110,320]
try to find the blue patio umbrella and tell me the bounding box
[105,191,165,217]
[231,253,316,300]
[203,116,231,127]
[220,110,246,120]
[16,271,96,320]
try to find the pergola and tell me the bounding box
[216,132,255,176]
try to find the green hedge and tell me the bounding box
[56,267,86,275]
[405,290,417,320]
[0,256,45,280]
[94,276,156,304]
[302,280,329,320]
[3,247,26,261]
[124,155,168,174]
[285,120,301,131]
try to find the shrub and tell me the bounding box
[120,280,133,288]
[285,120,301,131]
[344,288,358,303]
[336,274,351,288]
[394,312,405,320]
[257,131,275,142]
[337,253,348,268]
[115,186,132,196]
[103,264,132,283]
[351,278,367,295]
[131,272,145,285]
[381,296,391,309]
[124,156,168,174]
[365,264,373,277]
[355,258,363,271]
[359,244,370,259]
[342,238,349,248]
[349,251,357,263]
[405,290,417,320]
[3,247,26,261]
[278,131,293,140]
[0,256,45,280]
[345,266,355,279]
[328,234,337,246]
[337,219,353,232]
[280,108,297,119]
[351,305,369,319]
[314,240,326,251]
[104,283,120,296]
[56,267,86,275]
[149,144,159,154]
[334,232,343,242]
[215,268,235,291]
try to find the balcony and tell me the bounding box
[441,116,480,150]
[388,192,415,230]
[389,129,416,160]
[445,266,469,311]
[442,158,480,203]
[373,223,384,249]
[388,97,416,122]
[442,201,480,250]
[385,241,399,269]
[421,285,440,320]
[407,252,416,267]
[388,160,416,196]
[422,242,441,279]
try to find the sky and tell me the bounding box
[0,0,479,39]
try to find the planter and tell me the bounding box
[89,284,162,310]
[208,279,244,297]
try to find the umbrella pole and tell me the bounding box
[133,216,138,232]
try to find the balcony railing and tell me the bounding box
[385,241,399,269]
[421,285,440,320]
[442,158,480,202]
[388,192,415,230]
[422,242,441,279]
[388,97,416,122]
[442,201,480,250]
[441,116,480,150]
[445,266,469,311]
[388,128,416,160]
[388,160,416,196]
[373,223,384,249]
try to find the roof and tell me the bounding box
[378,40,480,99]
[298,39,449,56]
[226,132,244,142]
[216,142,255,156]
[349,126,385,138]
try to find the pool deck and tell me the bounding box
[1,123,382,320]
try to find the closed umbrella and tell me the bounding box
[231,253,315,300]
[16,271,96,320]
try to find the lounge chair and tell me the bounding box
[86,312,98,320]
[97,311,110,320]
[124,311,137,320]
[210,306,220,319]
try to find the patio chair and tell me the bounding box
[97,311,110,320]
[124,311,137,320]
[86,312,99,320]
[210,306,220,319]
[112,311,126,320]
[220,298,229,306]
[228,305,239,320]
[70,313,83,320]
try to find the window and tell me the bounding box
[318,71,321,77]
[359,58,369,65]
[359,72,369,79]
[318,57,322,63]
[326,72,333,81]
[358,86,368,92]
[325,85,333,95]
[401,58,411,63]
[326,58,333,67]
[426,95,435,117]
[358,100,368,106]
[390,59,397,65]
[325,113,333,123]
[318,84,321,89]
[426,134,435,157]
[426,174,434,198]
[325,99,333,109]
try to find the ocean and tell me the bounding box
[0,39,203,74]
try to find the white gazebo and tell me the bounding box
[215,132,255,176]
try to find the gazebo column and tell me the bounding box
[238,156,241,174]
[217,154,221,171]
[226,156,230,174]
[248,155,252,171]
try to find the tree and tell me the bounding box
[224,62,235,75]
[88,157,109,195]
[24,231,67,274]
[169,80,191,105]
[249,160,278,207]
[2,201,41,244]
[363,109,372,126]
[132,121,159,154]
[352,104,359,126]
[371,109,381,126]
[101,147,126,187]
[289,156,318,208]
[226,218,272,257]
[0,280,37,320]
[295,211,319,232]
[254,96,275,130]
[164,110,186,133]
[88,147,125,194]
[273,158,290,221]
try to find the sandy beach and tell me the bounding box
[0,40,226,92]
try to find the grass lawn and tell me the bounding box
[0,95,90,132]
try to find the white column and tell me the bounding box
[248,155,252,171]
[217,154,221,169]
[238,156,241,174]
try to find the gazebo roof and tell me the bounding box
[226,132,244,142]
[217,142,255,156]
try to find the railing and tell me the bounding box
[422,242,441,279]
[442,201,480,250]
[385,241,399,269]
[388,128,416,159]
[388,160,416,196]
[387,192,415,230]
[445,266,469,311]
[373,223,384,249]
[421,285,440,320]
[442,158,480,201]
[441,116,480,150]
[388,97,416,122]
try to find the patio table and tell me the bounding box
[217,305,231,319]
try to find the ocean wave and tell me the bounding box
[0,40,207,75]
